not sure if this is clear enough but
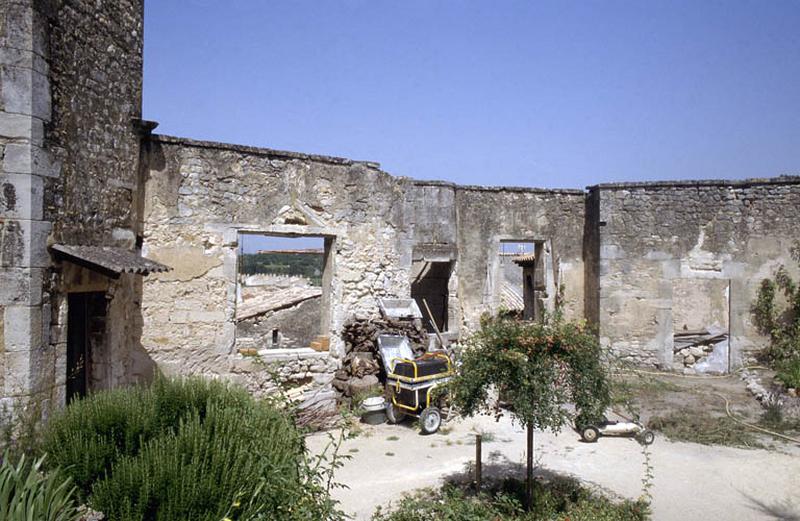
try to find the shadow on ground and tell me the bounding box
[742,492,800,521]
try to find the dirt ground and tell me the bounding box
[307,373,800,520]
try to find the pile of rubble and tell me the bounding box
[673,328,728,368]
[332,318,427,400]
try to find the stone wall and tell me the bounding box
[141,136,411,405]
[140,137,592,405]
[455,186,588,329]
[1,0,146,410]
[592,177,800,369]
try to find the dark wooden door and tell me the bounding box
[66,292,106,403]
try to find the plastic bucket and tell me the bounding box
[361,396,386,425]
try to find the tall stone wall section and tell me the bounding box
[593,177,800,368]
[141,136,410,405]
[0,0,145,409]
[456,186,587,329]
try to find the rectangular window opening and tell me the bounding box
[235,233,331,350]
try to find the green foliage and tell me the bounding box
[776,356,800,389]
[41,376,254,497]
[0,453,81,521]
[1,397,47,462]
[753,241,800,371]
[371,477,650,521]
[450,316,611,432]
[41,376,345,521]
[240,252,323,285]
[90,403,302,521]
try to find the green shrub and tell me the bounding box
[90,403,300,521]
[41,376,254,496]
[371,477,650,521]
[753,242,800,365]
[40,376,342,521]
[777,356,800,389]
[0,453,81,521]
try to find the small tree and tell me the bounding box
[449,315,611,509]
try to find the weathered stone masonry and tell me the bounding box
[1,0,148,410]
[590,178,800,370]
[1,0,798,412]
[140,136,587,404]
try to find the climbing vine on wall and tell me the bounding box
[753,241,800,387]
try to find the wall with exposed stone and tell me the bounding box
[139,135,592,407]
[592,177,800,370]
[141,135,412,407]
[455,186,588,329]
[1,0,147,410]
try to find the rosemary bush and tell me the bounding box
[40,376,344,521]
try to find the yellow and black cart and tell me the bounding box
[378,334,454,434]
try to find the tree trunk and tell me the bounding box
[526,423,534,510]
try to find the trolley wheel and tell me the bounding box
[419,407,442,435]
[385,402,406,424]
[638,430,655,445]
[581,425,600,443]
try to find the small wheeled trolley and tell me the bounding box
[377,334,454,434]
[579,418,655,445]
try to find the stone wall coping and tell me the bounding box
[405,178,585,195]
[151,135,798,195]
[150,134,382,169]
[588,175,800,191]
[256,347,332,361]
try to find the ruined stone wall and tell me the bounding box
[455,186,588,329]
[141,136,411,405]
[593,177,800,369]
[1,0,55,406]
[140,137,594,404]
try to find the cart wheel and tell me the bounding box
[581,426,600,443]
[385,403,406,424]
[638,430,655,445]
[419,407,442,435]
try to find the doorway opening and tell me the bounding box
[66,292,107,403]
[498,241,535,317]
[411,261,452,333]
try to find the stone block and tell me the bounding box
[0,267,42,305]
[3,143,59,178]
[0,112,36,140]
[0,47,47,74]
[4,349,32,396]
[0,173,43,220]
[0,66,50,120]
[3,305,43,352]
[0,219,51,268]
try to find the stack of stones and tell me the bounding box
[333,318,427,400]
[673,329,727,368]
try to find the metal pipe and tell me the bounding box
[475,434,482,492]
[526,424,534,510]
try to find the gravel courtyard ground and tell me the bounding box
[307,379,800,520]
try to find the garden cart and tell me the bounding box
[377,334,454,434]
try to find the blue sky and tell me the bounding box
[144,1,800,189]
